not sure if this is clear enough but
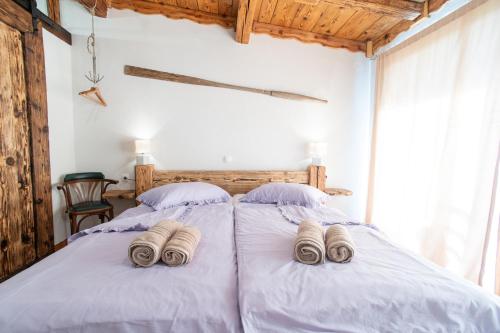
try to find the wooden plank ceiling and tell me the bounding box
[83,0,449,55]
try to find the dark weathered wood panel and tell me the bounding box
[24,22,54,258]
[0,20,36,280]
[0,0,33,32]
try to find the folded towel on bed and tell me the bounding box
[161,226,201,266]
[294,220,325,265]
[325,224,355,263]
[129,220,181,267]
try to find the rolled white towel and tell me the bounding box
[128,220,180,267]
[161,226,201,267]
[294,220,325,265]
[325,224,355,263]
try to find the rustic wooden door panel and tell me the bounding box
[0,20,36,280]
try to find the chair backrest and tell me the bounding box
[62,172,106,206]
[64,172,104,182]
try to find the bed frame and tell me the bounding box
[135,165,326,196]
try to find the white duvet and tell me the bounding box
[235,203,500,333]
[0,203,242,333]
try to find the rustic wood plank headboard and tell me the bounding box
[135,165,326,196]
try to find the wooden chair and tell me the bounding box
[57,172,118,235]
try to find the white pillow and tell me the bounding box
[137,182,230,210]
[240,183,327,208]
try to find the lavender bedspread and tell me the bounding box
[235,203,500,333]
[0,204,242,333]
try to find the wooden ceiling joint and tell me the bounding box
[235,0,260,44]
[78,0,111,18]
[366,40,373,58]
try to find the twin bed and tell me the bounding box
[0,165,499,332]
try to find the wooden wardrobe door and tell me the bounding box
[0,20,36,280]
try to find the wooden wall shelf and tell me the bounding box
[324,188,353,196]
[103,189,135,200]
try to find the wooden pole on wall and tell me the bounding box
[124,65,328,104]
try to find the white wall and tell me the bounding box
[54,3,373,225]
[44,29,76,243]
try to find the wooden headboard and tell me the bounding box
[135,165,326,196]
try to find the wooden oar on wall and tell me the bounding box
[123,65,328,104]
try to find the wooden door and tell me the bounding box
[0,20,36,280]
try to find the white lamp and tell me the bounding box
[308,142,327,166]
[135,139,151,165]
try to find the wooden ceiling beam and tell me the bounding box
[47,0,61,24]
[111,0,234,27]
[253,22,366,53]
[79,0,110,17]
[323,0,424,20]
[235,0,248,42]
[0,0,33,32]
[235,0,259,43]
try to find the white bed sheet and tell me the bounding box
[0,203,242,333]
[235,203,500,333]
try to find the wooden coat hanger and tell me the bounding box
[79,86,107,106]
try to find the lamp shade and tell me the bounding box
[308,142,327,158]
[308,142,327,166]
[135,139,151,154]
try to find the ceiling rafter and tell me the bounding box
[111,0,235,27]
[253,22,366,53]
[323,0,424,20]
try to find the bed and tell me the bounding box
[0,164,326,332]
[234,202,500,332]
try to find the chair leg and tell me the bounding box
[99,214,105,224]
[70,215,78,235]
[109,208,114,220]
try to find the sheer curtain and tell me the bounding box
[368,0,500,287]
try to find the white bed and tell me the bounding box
[0,203,242,333]
[235,202,500,332]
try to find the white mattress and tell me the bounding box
[0,203,242,333]
[235,203,500,332]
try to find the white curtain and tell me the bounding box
[369,0,500,287]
